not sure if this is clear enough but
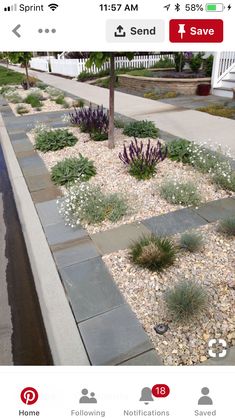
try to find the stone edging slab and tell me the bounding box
[0,112,90,365]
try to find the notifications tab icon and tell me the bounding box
[170,19,223,43]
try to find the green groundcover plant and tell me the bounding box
[35,128,77,152]
[123,120,159,138]
[51,155,96,186]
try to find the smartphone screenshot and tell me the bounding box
[0,0,234,416]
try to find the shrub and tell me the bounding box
[160,180,201,206]
[179,232,203,252]
[21,76,38,90]
[51,155,96,187]
[16,104,29,115]
[218,217,235,237]
[78,69,110,82]
[123,120,159,138]
[151,57,174,68]
[174,52,186,72]
[189,52,204,73]
[165,280,207,321]
[167,139,191,163]
[4,91,22,103]
[24,92,43,108]
[119,138,167,180]
[78,70,96,82]
[203,54,214,77]
[58,183,128,226]
[35,128,77,152]
[70,105,109,138]
[131,235,176,272]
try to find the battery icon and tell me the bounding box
[206,3,225,11]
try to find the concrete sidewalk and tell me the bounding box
[5,65,235,154]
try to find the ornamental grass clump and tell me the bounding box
[131,235,176,272]
[35,128,77,152]
[160,180,201,206]
[51,155,96,187]
[70,105,109,140]
[179,232,204,253]
[123,120,159,138]
[218,217,235,237]
[119,138,167,180]
[165,280,208,322]
[58,183,128,227]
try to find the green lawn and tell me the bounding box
[0,65,24,85]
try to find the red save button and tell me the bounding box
[170,19,223,43]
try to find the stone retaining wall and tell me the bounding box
[118,74,211,96]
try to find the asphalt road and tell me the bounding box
[0,144,52,365]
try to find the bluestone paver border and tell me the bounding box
[0,113,89,365]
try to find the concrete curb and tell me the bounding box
[0,114,90,365]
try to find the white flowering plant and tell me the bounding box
[160,180,201,207]
[57,182,128,227]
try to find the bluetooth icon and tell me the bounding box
[175,3,181,12]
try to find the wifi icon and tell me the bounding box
[48,3,59,11]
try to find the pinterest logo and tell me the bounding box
[21,388,39,405]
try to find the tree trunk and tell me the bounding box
[108,53,115,149]
[25,62,30,90]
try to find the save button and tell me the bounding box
[169,19,223,43]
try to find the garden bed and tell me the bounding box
[28,126,230,235]
[103,223,235,365]
[2,85,75,116]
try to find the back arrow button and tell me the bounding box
[12,24,21,38]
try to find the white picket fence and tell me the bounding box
[30,54,174,78]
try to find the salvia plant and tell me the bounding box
[119,138,167,180]
[70,105,109,138]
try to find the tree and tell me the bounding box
[7,52,33,89]
[86,52,134,149]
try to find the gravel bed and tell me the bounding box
[28,127,231,234]
[7,86,74,116]
[103,224,235,365]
